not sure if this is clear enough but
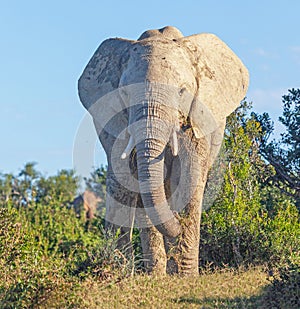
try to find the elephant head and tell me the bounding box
[78,26,249,238]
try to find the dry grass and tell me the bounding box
[39,267,270,308]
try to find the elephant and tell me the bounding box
[78,26,249,275]
[71,190,102,220]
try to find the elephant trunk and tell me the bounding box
[132,104,182,238]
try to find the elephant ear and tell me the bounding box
[78,38,134,138]
[184,33,249,138]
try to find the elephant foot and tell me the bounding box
[165,233,200,276]
[144,259,167,275]
[178,260,199,276]
[166,255,199,276]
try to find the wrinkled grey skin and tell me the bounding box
[78,26,249,275]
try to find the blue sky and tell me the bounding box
[1,1,299,178]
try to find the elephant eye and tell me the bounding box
[179,87,186,96]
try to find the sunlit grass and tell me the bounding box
[38,267,270,308]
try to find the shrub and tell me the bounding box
[0,201,136,308]
[71,231,136,281]
[200,102,300,268]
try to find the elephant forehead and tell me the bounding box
[124,41,196,90]
[147,48,194,78]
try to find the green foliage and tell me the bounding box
[0,205,63,308]
[0,173,14,202]
[0,163,80,208]
[0,201,136,308]
[0,164,134,308]
[201,101,300,268]
[257,88,300,208]
[36,169,80,205]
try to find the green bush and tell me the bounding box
[0,205,68,308]
[200,193,300,268]
[200,102,300,268]
[0,202,135,308]
[71,232,135,281]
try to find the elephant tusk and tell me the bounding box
[170,129,178,156]
[121,135,135,159]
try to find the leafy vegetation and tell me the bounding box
[0,165,134,308]
[0,203,136,308]
[256,88,300,209]
[200,100,300,269]
[0,89,299,307]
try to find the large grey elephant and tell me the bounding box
[78,26,248,275]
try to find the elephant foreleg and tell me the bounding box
[136,196,167,274]
[164,188,203,275]
[177,187,203,275]
[167,136,209,275]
